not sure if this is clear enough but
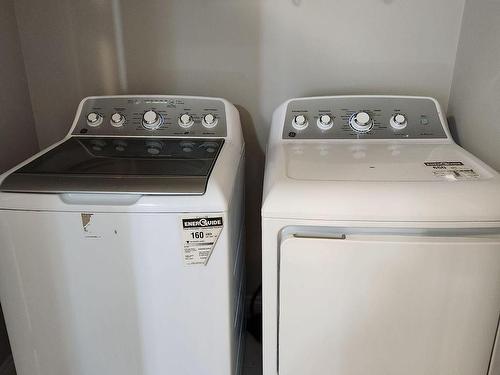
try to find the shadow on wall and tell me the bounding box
[446,116,462,145]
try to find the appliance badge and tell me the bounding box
[181,216,224,265]
[424,161,480,180]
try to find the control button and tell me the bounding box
[142,110,162,130]
[390,113,408,130]
[178,113,194,128]
[86,112,103,127]
[110,112,126,127]
[317,114,333,130]
[202,113,218,128]
[420,118,429,125]
[350,111,373,132]
[292,114,308,131]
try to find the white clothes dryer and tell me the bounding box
[262,95,500,375]
[0,95,245,375]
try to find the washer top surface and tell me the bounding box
[262,95,500,222]
[0,95,244,212]
[0,137,224,195]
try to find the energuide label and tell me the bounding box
[424,161,480,180]
[181,216,223,265]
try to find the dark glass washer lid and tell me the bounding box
[0,137,224,195]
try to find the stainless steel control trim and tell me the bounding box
[283,96,447,139]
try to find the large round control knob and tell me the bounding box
[350,111,373,132]
[110,112,125,127]
[292,114,308,130]
[202,113,218,128]
[317,114,333,130]
[86,112,103,127]
[390,113,408,130]
[178,113,194,128]
[142,110,162,130]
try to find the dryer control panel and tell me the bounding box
[282,96,447,139]
[73,96,227,137]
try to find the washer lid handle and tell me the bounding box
[59,193,141,206]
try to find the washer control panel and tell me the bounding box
[282,97,447,139]
[73,97,227,137]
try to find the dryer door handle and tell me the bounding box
[292,233,346,240]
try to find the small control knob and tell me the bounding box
[202,113,218,128]
[110,112,125,127]
[142,110,162,130]
[317,114,333,130]
[178,113,194,128]
[292,114,308,130]
[350,111,373,132]
[390,113,408,130]
[86,112,103,127]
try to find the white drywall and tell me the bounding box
[0,0,38,173]
[0,0,39,364]
[448,0,500,171]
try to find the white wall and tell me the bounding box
[14,0,466,291]
[0,0,39,363]
[448,0,500,171]
[0,0,38,173]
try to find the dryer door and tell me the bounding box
[279,232,500,375]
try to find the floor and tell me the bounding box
[0,356,15,375]
[243,333,263,375]
[0,333,263,375]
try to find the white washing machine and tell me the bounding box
[262,95,500,375]
[0,95,245,375]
